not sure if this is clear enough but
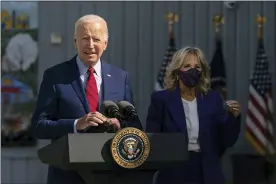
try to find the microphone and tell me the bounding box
[117,101,138,121]
[100,101,121,119]
[100,101,121,133]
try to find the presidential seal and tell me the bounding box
[111,127,150,169]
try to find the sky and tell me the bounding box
[1,1,38,28]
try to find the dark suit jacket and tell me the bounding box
[31,56,143,184]
[146,86,241,184]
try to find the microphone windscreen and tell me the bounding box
[102,100,118,107]
[101,101,119,114]
[117,101,135,109]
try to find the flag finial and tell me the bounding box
[212,14,224,34]
[256,14,266,40]
[165,12,178,38]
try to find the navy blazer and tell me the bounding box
[146,86,241,184]
[31,56,142,184]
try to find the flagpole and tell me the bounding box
[256,14,266,42]
[211,14,227,99]
[256,14,268,155]
[212,14,224,38]
[165,12,178,39]
[255,14,275,184]
[154,13,178,91]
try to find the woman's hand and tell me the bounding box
[226,100,241,118]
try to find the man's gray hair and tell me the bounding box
[74,14,109,41]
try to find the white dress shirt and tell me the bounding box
[73,56,102,133]
[76,56,102,94]
[181,97,200,152]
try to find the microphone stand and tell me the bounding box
[117,115,138,129]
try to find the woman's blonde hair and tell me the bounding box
[163,46,211,94]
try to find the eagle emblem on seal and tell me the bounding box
[111,127,150,169]
[122,137,140,159]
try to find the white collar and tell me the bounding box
[76,55,101,76]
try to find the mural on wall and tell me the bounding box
[1,9,38,147]
[1,10,30,29]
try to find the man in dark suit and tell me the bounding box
[31,14,142,184]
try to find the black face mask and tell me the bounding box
[179,68,201,88]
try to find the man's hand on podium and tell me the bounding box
[76,112,106,131]
[108,118,121,131]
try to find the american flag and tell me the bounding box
[155,33,176,91]
[245,39,274,155]
[210,36,227,98]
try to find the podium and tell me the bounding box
[38,133,188,184]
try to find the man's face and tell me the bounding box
[75,21,107,66]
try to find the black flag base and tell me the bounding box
[231,154,275,184]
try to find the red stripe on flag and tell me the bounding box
[248,110,273,141]
[249,94,267,116]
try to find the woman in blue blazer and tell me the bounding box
[146,47,241,184]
